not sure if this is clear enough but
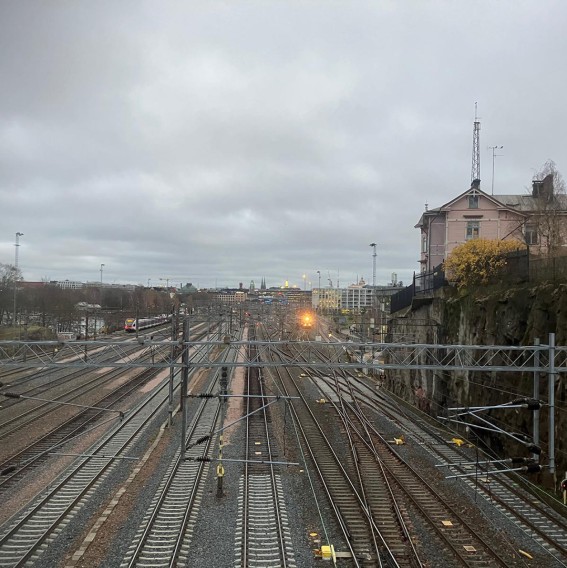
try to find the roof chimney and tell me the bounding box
[471,178,481,190]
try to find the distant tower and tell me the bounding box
[369,243,377,287]
[471,102,481,183]
[249,280,255,291]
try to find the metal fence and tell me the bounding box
[501,250,567,283]
[391,252,567,313]
[391,265,446,313]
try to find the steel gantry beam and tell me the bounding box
[0,338,565,374]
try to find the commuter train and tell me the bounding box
[298,311,315,329]
[124,314,172,332]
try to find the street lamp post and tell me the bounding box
[489,145,504,195]
[316,270,321,312]
[13,232,23,327]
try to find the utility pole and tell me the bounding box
[471,102,481,183]
[489,145,503,195]
[13,232,23,327]
[180,316,189,460]
[369,243,377,317]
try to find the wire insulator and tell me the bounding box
[512,397,541,410]
[526,444,541,455]
[511,457,531,465]
[2,392,21,399]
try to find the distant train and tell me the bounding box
[299,311,315,329]
[124,314,172,332]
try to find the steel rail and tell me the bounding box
[335,375,567,565]
[0,375,175,567]
[239,326,293,568]
[333,369,424,567]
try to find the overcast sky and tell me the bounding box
[1,1,566,290]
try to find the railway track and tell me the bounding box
[269,338,549,567]
[0,366,159,492]
[321,371,567,566]
[269,366,376,565]
[339,392,514,567]
[235,331,296,568]
[120,372,220,568]
[0,324,218,567]
[0,375,173,567]
[120,323,242,567]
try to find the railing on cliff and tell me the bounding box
[391,264,447,313]
[391,249,567,314]
[498,249,567,283]
[436,249,567,286]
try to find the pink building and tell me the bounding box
[416,176,566,272]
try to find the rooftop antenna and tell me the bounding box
[369,243,377,287]
[488,145,504,195]
[471,102,481,184]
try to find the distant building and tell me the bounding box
[213,290,248,304]
[312,280,401,313]
[180,282,198,294]
[54,280,83,290]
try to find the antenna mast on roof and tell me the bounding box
[471,102,481,184]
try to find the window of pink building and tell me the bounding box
[466,221,480,240]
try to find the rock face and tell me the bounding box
[386,282,567,486]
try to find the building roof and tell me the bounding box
[416,184,567,228]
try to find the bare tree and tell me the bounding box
[529,160,567,255]
[0,263,22,325]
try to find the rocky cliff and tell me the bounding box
[386,282,567,487]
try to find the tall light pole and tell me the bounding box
[317,270,321,289]
[13,232,23,327]
[160,277,170,289]
[489,145,503,195]
[100,263,105,285]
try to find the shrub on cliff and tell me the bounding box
[444,239,526,289]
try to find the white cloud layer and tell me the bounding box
[1,1,566,288]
